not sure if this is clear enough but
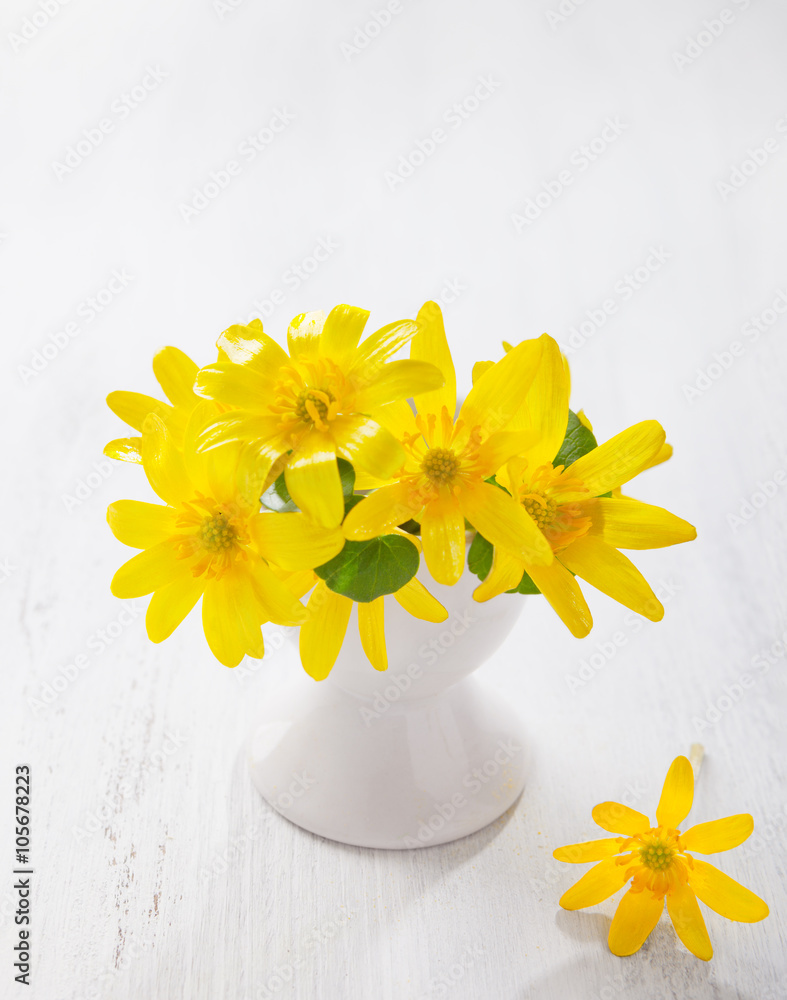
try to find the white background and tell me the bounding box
[2,0,786,997]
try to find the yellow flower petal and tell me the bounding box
[458,335,543,437]
[459,481,553,567]
[558,535,663,621]
[111,541,184,598]
[343,482,422,540]
[358,597,387,671]
[393,577,448,622]
[319,304,369,361]
[230,561,268,657]
[286,310,324,359]
[371,398,420,442]
[152,346,199,408]
[656,757,699,834]
[420,490,466,585]
[410,300,456,417]
[141,414,193,507]
[472,547,525,602]
[688,859,769,922]
[354,359,444,410]
[194,412,276,452]
[107,390,172,432]
[589,498,697,549]
[471,360,494,384]
[592,802,651,835]
[107,500,178,549]
[284,430,345,528]
[247,557,309,627]
[645,441,673,470]
[666,882,713,960]
[202,576,247,667]
[553,839,623,863]
[215,323,289,375]
[237,435,291,505]
[476,430,538,476]
[250,512,345,571]
[508,334,570,468]
[654,755,694,829]
[299,582,353,680]
[564,420,666,495]
[146,572,204,643]
[526,559,592,638]
[680,814,753,854]
[194,363,272,409]
[608,887,664,956]
[559,856,631,910]
[331,414,406,481]
[104,437,142,463]
[350,319,419,372]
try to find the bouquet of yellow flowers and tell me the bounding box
[104,301,695,675]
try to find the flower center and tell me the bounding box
[198,512,237,553]
[295,388,335,425]
[521,491,558,528]
[421,447,460,485]
[639,839,676,871]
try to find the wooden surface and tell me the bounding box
[3,0,786,996]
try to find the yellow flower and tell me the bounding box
[105,346,207,462]
[107,406,345,667]
[269,550,448,680]
[473,339,696,635]
[343,302,554,585]
[192,305,445,527]
[553,755,769,960]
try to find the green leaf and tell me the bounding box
[261,458,356,513]
[260,472,298,513]
[337,457,355,497]
[397,518,421,535]
[467,530,541,595]
[507,568,541,595]
[552,409,598,469]
[467,531,494,580]
[314,534,420,603]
